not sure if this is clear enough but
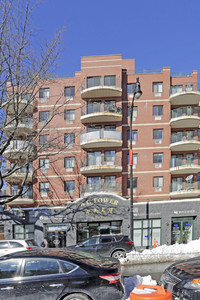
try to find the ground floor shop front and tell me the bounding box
[0,194,199,250]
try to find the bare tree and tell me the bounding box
[0,0,70,204]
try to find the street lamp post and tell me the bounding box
[129,77,142,241]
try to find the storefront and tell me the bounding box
[0,194,200,249]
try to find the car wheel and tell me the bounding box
[111,250,126,259]
[63,293,90,300]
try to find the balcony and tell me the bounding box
[170,131,200,151]
[81,182,122,196]
[3,140,36,159]
[169,83,200,106]
[170,180,200,199]
[5,169,34,183]
[81,77,122,99]
[4,94,34,115]
[170,157,200,175]
[81,130,122,149]
[4,117,34,136]
[81,103,122,124]
[80,157,122,174]
[170,107,200,129]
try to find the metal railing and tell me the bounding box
[81,182,122,195]
[171,106,200,119]
[170,82,200,95]
[5,140,36,152]
[170,180,200,192]
[81,76,122,91]
[81,130,122,144]
[170,157,200,168]
[170,131,200,143]
[81,156,122,169]
[81,103,122,116]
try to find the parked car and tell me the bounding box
[0,248,124,300]
[160,255,200,299]
[69,234,134,259]
[0,239,38,256]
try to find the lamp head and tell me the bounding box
[134,77,142,99]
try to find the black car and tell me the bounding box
[160,256,200,299]
[0,248,124,300]
[70,234,134,259]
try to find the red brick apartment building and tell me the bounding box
[3,54,200,249]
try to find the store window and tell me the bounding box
[0,226,4,240]
[171,217,194,244]
[77,221,122,243]
[13,224,34,239]
[45,224,67,248]
[133,219,161,248]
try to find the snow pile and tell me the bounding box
[120,239,200,265]
[124,275,157,300]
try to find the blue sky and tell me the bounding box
[33,0,200,77]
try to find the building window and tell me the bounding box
[104,150,116,163]
[171,217,194,244]
[153,129,163,141]
[11,185,18,196]
[64,181,75,195]
[127,83,136,94]
[133,219,161,248]
[153,177,163,190]
[127,130,138,141]
[153,153,163,165]
[104,100,116,112]
[39,111,50,123]
[104,125,116,131]
[64,110,75,124]
[39,182,50,195]
[104,75,116,86]
[77,221,122,243]
[127,106,138,119]
[39,88,49,99]
[153,82,163,96]
[87,176,101,192]
[87,76,101,88]
[64,86,75,98]
[39,134,49,146]
[64,157,75,169]
[21,185,33,198]
[185,84,193,92]
[127,177,138,189]
[127,153,138,167]
[87,152,101,166]
[153,106,163,119]
[39,158,49,171]
[64,133,75,147]
[170,85,183,94]
[104,175,116,188]
[13,224,34,239]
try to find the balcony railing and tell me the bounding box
[81,103,122,116]
[170,131,200,144]
[170,82,199,95]
[170,180,200,193]
[170,157,200,168]
[81,182,122,195]
[4,140,36,158]
[171,107,200,119]
[81,130,122,144]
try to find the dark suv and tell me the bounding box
[71,234,134,259]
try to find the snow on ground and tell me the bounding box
[122,239,200,299]
[120,239,200,265]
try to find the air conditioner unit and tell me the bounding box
[155,116,162,120]
[154,92,162,97]
[66,96,73,101]
[66,168,73,172]
[41,98,48,103]
[106,162,114,166]
[155,139,162,144]
[155,187,162,192]
[155,163,162,168]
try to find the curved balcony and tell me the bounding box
[81,77,122,99]
[81,130,122,149]
[3,140,36,160]
[4,94,34,115]
[8,197,34,206]
[80,157,122,174]
[5,170,34,183]
[170,107,200,129]
[170,131,200,151]
[81,104,122,124]
[170,83,200,106]
[170,180,200,199]
[4,117,34,136]
[81,182,122,196]
[170,158,200,175]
